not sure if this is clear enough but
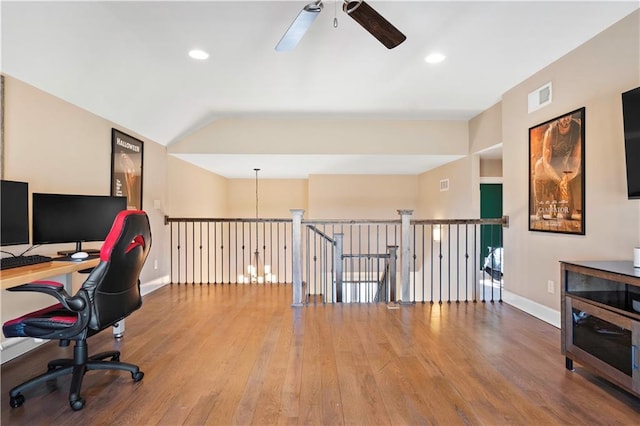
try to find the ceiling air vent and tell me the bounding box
[440,179,450,192]
[528,82,552,113]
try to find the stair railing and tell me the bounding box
[165,211,508,306]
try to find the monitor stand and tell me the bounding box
[57,249,100,255]
[57,242,100,255]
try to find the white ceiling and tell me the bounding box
[2,1,638,178]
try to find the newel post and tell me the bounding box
[397,209,413,304]
[290,209,305,307]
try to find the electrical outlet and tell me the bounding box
[154,259,158,270]
[547,280,555,294]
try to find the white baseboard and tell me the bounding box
[1,275,171,364]
[502,289,561,328]
[140,274,171,296]
[0,337,46,364]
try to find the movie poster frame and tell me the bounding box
[528,107,585,235]
[110,128,144,210]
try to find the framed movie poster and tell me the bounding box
[111,129,143,210]
[529,107,585,235]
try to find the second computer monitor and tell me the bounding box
[32,193,127,253]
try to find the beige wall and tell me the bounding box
[308,175,418,219]
[469,102,502,154]
[480,159,502,178]
[167,155,228,217]
[4,77,113,193]
[502,10,640,311]
[170,118,469,156]
[227,178,307,218]
[418,156,479,219]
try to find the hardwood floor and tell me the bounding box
[2,284,640,425]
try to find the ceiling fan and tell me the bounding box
[275,0,406,52]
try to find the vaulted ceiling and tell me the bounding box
[2,1,638,177]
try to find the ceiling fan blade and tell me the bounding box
[275,0,324,52]
[343,1,406,49]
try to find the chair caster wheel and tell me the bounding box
[132,371,144,382]
[70,398,85,411]
[10,394,25,408]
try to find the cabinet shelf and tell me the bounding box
[568,291,640,319]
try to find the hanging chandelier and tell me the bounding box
[239,168,276,284]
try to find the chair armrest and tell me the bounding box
[7,280,86,311]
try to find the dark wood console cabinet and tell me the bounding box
[561,260,640,397]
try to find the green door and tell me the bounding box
[480,184,503,268]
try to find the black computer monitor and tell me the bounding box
[32,193,127,253]
[1,180,30,246]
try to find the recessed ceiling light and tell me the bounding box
[425,52,446,64]
[188,49,209,60]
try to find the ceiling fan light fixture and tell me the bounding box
[343,0,406,49]
[275,0,324,52]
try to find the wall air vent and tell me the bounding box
[528,82,552,113]
[440,179,450,192]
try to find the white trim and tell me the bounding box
[480,177,503,184]
[141,275,171,296]
[0,337,46,364]
[502,289,561,328]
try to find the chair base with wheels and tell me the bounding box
[8,339,144,411]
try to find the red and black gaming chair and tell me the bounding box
[3,210,151,411]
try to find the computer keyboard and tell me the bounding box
[0,254,53,270]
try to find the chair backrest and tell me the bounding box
[81,210,152,331]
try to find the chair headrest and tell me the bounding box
[100,210,150,262]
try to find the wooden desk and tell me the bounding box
[0,258,100,290]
